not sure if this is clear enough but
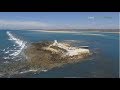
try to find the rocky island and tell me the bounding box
[24,40,91,71]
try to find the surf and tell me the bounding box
[4,31,27,59]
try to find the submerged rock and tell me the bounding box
[24,40,91,70]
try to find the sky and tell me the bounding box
[0,12,119,30]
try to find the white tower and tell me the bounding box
[53,40,58,46]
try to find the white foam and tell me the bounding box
[7,31,25,46]
[19,69,38,74]
[41,70,48,72]
[7,47,9,49]
[0,73,4,77]
[5,51,10,54]
[4,61,9,63]
[6,31,26,57]
[2,49,6,52]
[3,56,10,59]
[13,44,16,46]
[19,71,30,74]
[19,69,48,74]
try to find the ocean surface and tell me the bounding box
[0,30,119,78]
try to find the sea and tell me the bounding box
[0,30,119,78]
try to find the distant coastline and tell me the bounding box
[0,29,119,33]
[28,29,120,34]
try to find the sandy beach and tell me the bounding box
[30,30,79,33]
[28,30,120,34]
[100,32,120,34]
[29,30,102,33]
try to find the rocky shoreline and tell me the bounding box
[24,40,91,70]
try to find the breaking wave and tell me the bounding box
[19,69,48,74]
[3,31,27,60]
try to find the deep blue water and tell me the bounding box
[0,30,119,78]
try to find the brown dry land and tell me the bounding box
[24,41,90,70]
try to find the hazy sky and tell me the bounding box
[0,12,119,30]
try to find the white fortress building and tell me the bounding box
[49,40,90,56]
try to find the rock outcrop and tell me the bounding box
[24,40,91,70]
